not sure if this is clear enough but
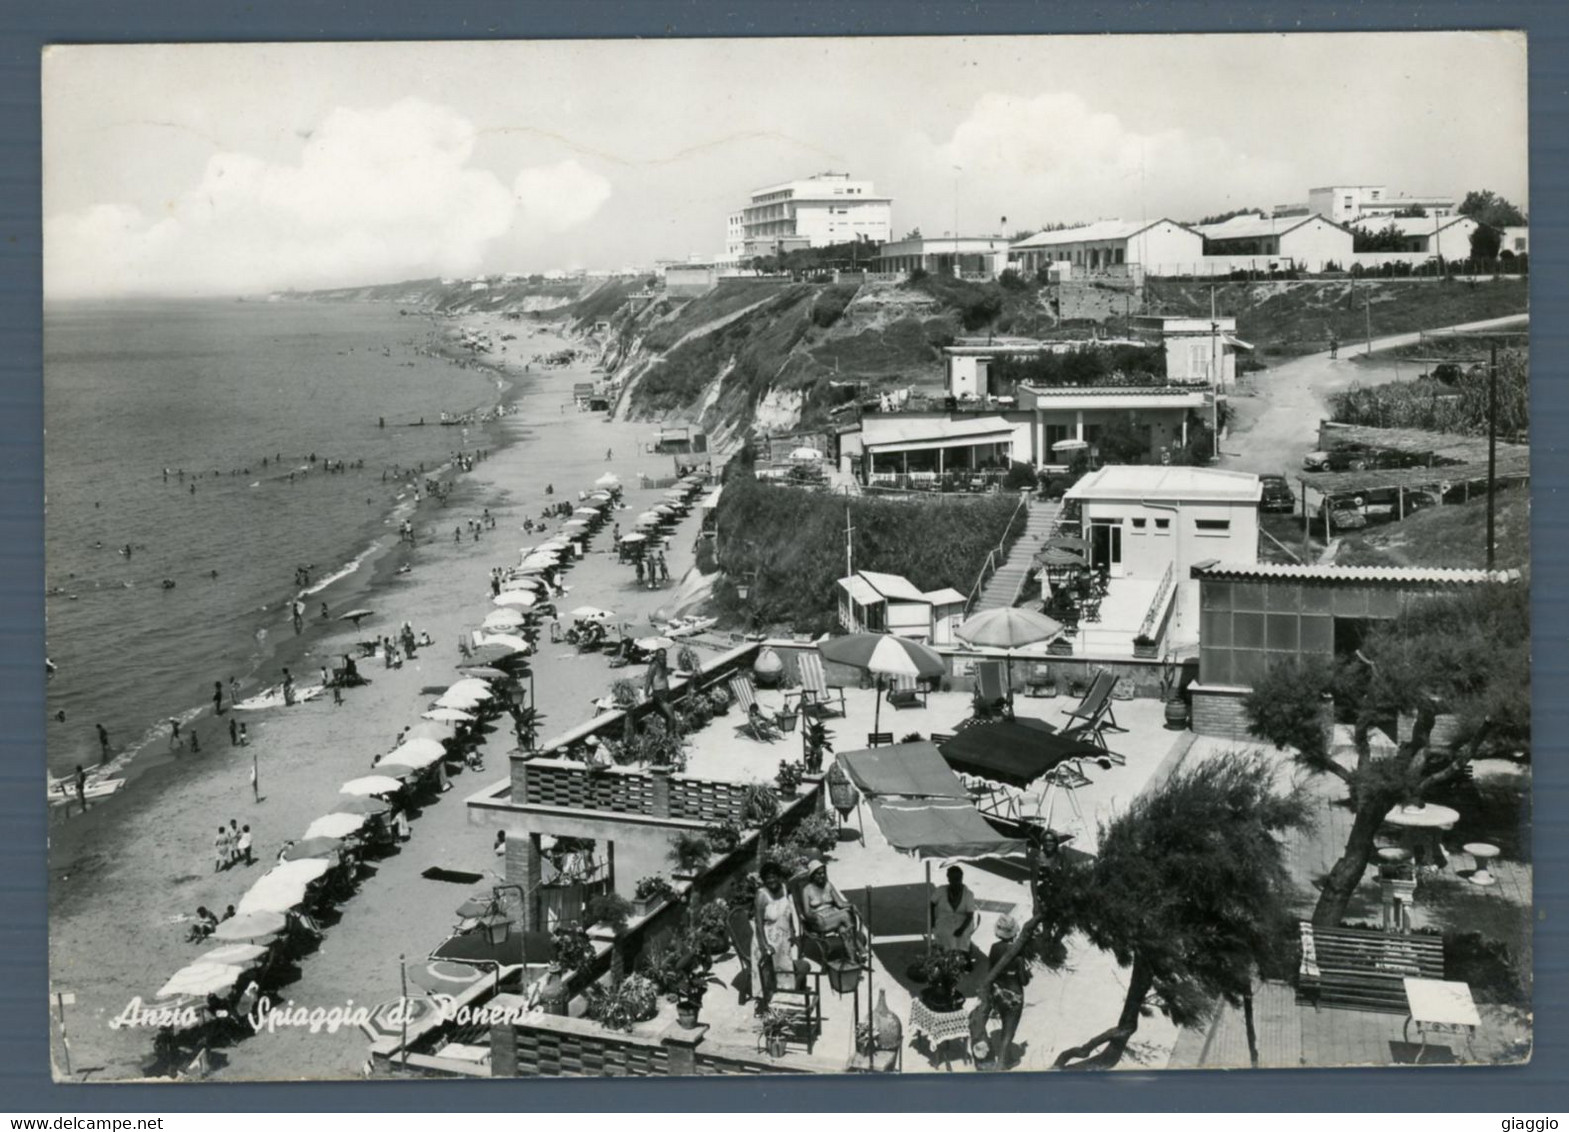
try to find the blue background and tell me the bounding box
[1,0,1563,1112]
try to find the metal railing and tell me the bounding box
[1136,561,1177,643]
[964,492,1034,613]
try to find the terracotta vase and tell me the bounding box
[872,988,902,1051]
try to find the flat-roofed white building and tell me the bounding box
[851,414,1019,483]
[1501,226,1530,257]
[874,235,1010,279]
[1009,219,1204,278]
[740,172,892,259]
[1017,384,1210,467]
[1308,185,1456,224]
[1132,316,1251,388]
[1065,465,1261,581]
[1195,213,1354,272]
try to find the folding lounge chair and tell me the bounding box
[792,654,846,718]
[729,675,779,743]
[973,660,1011,719]
[1061,670,1127,759]
[886,673,926,710]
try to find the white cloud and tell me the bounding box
[512,160,612,234]
[916,91,1296,232]
[46,98,518,296]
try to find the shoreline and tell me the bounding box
[46,306,724,1081]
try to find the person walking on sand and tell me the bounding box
[282,668,295,707]
[189,729,200,755]
[238,824,254,866]
[215,825,230,872]
[227,819,241,867]
[238,723,249,746]
[96,723,110,764]
[229,717,239,747]
[213,680,224,715]
[168,717,182,750]
[74,764,88,813]
[605,448,612,461]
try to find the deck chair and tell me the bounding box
[972,661,1012,719]
[792,653,846,718]
[729,675,780,742]
[788,874,866,969]
[1061,670,1127,756]
[886,673,926,710]
[866,731,894,748]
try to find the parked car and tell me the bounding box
[1259,474,1296,513]
[1320,497,1368,530]
[1302,445,1429,473]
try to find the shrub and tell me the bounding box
[634,875,677,904]
[998,268,1029,292]
[742,782,781,826]
[792,811,839,855]
[689,899,735,957]
[551,922,596,972]
[676,645,701,673]
[776,760,806,793]
[810,284,859,328]
[706,819,745,854]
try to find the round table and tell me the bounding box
[909,997,971,1069]
[1383,804,1459,870]
[1463,842,1500,886]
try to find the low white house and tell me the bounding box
[836,571,968,643]
[1194,213,1354,272]
[1009,219,1204,278]
[1351,215,1485,263]
[1063,465,1261,581]
[1132,316,1252,387]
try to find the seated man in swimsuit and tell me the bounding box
[799,859,866,963]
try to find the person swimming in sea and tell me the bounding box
[161,578,176,589]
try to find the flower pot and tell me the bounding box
[825,959,863,995]
[919,987,964,1014]
[1163,696,1189,730]
[676,1001,701,1029]
[766,1033,788,1059]
[754,648,784,689]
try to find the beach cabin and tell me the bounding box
[836,570,934,640]
[924,587,968,645]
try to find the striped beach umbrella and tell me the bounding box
[819,633,946,734]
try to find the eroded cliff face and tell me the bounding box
[563,278,960,440]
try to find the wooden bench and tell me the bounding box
[1297,921,1444,1014]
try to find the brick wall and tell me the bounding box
[1190,684,1255,741]
[493,1009,814,1078]
[666,776,752,824]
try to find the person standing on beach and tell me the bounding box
[229,677,241,708]
[605,448,612,461]
[168,718,182,750]
[229,717,239,747]
[215,826,230,872]
[189,730,200,755]
[282,668,295,707]
[74,765,88,813]
[239,723,248,746]
[454,526,461,544]
[96,723,110,764]
[238,825,254,865]
[228,819,242,866]
[213,681,224,715]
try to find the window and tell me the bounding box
[1195,519,1231,535]
[1154,518,1171,535]
[1130,517,1148,531]
[1044,424,1071,453]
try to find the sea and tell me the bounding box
[43,298,510,782]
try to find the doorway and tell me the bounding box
[1090,518,1124,578]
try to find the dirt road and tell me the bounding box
[1219,314,1528,476]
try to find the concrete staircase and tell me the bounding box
[974,499,1061,611]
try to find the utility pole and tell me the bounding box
[1487,340,1498,570]
[1365,294,1373,356]
[1210,285,1221,461]
[844,493,855,578]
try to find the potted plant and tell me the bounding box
[826,762,859,819]
[1133,633,1159,660]
[585,892,634,936]
[584,973,660,1032]
[668,830,713,878]
[673,970,715,1029]
[632,875,676,918]
[704,685,732,716]
[550,921,596,975]
[1160,660,1189,730]
[793,811,839,856]
[757,1008,794,1058]
[676,645,701,676]
[776,759,805,797]
[914,949,970,1013]
[609,677,640,710]
[802,720,833,774]
[742,782,781,827]
[688,899,735,959]
[753,647,784,689]
[706,818,745,855]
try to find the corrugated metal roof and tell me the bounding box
[922,587,967,606]
[862,415,1016,449]
[1190,561,1521,585]
[1317,423,1530,466]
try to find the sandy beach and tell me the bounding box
[47,313,722,1082]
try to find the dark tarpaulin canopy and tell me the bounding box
[837,742,1026,860]
[432,927,555,968]
[938,719,1107,789]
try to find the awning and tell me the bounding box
[1221,333,1254,350]
[863,416,1016,455]
[432,927,556,968]
[838,742,971,800]
[866,798,1027,860]
[938,719,1105,789]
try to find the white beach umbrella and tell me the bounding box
[422,707,475,723]
[502,575,548,591]
[473,633,531,654]
[200,943,269,967]
[493,591,539,608]
[563,519,592,530]
[386,741,446,771]
[635,510,663,525]
[574,506,602,517]
[235,859,331,916]
[305,812,369,840]
[158,961,250,1000]
[589,491,612,502]
[446,678,496,699]
[618,532,647,544]
[340,775,403,797]
[595,472,620,488]
[570,606,614,621]
[483,608,526,630]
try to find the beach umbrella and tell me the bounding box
[635,511,663,525]
[359,995,444,1043]
[341,775,403,797]
[618,532,647,544]
[468,644,527,668]
[371,763,419,782]
[1034,544,1086,569]
[574,507,602,517]
[422,707,475,723]
[406,958,487,996]
[570,606,613,621]
[635,636,676,652]
[475,633,531,655]
[1051,438,1089,453]
[589,490,612,500]
[339,609,374,626]
[563,519,592,530]
[404,722,452,746]
[388,739,448,770]
[956,607,1064,709]
[305,812,369,840]
[538,538,572,552]
[436,691,485,712]
[200,943,269,966]
[483,608,526,631]
[455,665,509,682]
[653,503,678,516]
[210,910,287,942]
[447,678,495,699]
[159,961,250,1000]
[595,472,620,488]
[280,837,344,862]
[492,591,538,610]
[236,859,331,916]
[820,633,947,735]
[502,575,548,591]
[333,795,392,816]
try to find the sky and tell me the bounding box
[42,33,1529,298]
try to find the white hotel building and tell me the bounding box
[738,172,892,260]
